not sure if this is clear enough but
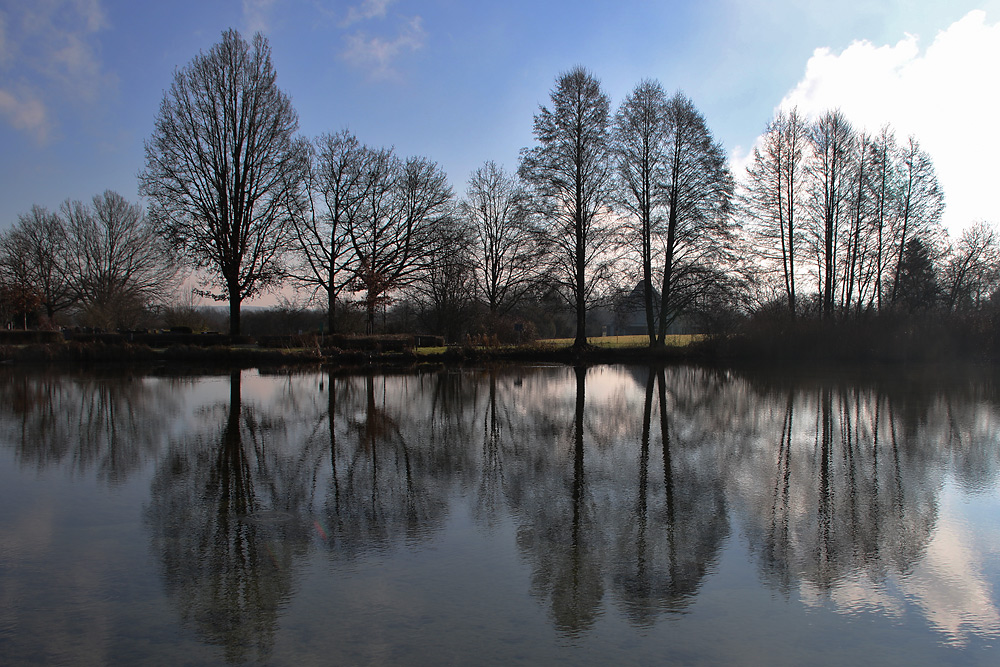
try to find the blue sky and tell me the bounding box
[2,0,998,253]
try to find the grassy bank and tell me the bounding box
[0,322,994,369]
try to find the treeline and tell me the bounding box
[1,29,996,349]
[0,191,177,330]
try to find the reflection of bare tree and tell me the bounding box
[0,369,177,482]
[731,373,944,595]
[145,371,311,664]
[513,366,604,635]
[611,367,730,626]
[322,373,455,559]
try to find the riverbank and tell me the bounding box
[1,318,996,368]
[0,338,700,369]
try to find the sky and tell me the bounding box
[1,0,998,270]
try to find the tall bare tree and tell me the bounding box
[742,108,808,317]
[890,135,945,306]
[614,79,670,344]
[838,129,872,316]
[287,130,365,333]
[519,67,615,349]
[864,125,898,311]
[655,92,734,344]
[460,161,537,315]
[139,29,305,335]
[806,110,855,319]
[347,149,454,333]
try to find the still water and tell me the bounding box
[0,364,998,665]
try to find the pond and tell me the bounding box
[0,364,998,665]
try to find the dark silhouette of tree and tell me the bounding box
[0,205,74,323]
[743,109,808,318]
[807,109,855,320]
[894,237,939,313]
[139,29,306,336]
[414,221,476,342]
[286,130,365,333]
[942,221,999,312]
[864,125,898,312]
[890,136,945,307]
[614,79,671,344]
[61,191,177,329]
[460,161,539,315]
[519,67,615,349]
[654,92,734,343]
[0,277,40,329]
[346,149,454,333]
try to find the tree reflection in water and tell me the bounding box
[145,371,310,664]
[4,365,999,661]
[322,373,455,559]
[609,367,730,626]
[0,369,179,483]
[730,373,944,596]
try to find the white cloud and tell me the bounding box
[776,10,1000,234]
[341,15,426,79]
[0,0,112,142]
[898,498,1000,645]
[243,0,276,35]
[0,88,50,142]
[341,0,395,27]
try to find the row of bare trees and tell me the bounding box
[3,29,996,341]
[0,191,176,329]
[741,109,954,318]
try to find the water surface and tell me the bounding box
[1,364,998,665]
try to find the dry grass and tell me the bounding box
[538,334,701,349]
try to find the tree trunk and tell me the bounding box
[229,281,243,336]
[327,286,336,334]
[574,213,588,349]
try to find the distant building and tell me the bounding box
[593,282,694,337]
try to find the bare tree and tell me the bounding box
[139,29,306,335]
[864,125,898,311]
[347,149,454,333]
[414,221,476,342]
[890,135,945,306]
[806,110,855,319]
[519,67,615,348]
[61,191,177,329]
[287,130,365,333]
[0,205,75,323]
[460,161,538,315]
[655,92,734,343]
[942,221,1000,312]
[838,129,872,316]
[0,237,42,329]
[614,79,670,343]
[742,108,808,318]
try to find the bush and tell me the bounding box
[0,330,64,344]
[469,313,538,345]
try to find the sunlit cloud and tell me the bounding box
[341,15,426,80]
[775,10,1000,234]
